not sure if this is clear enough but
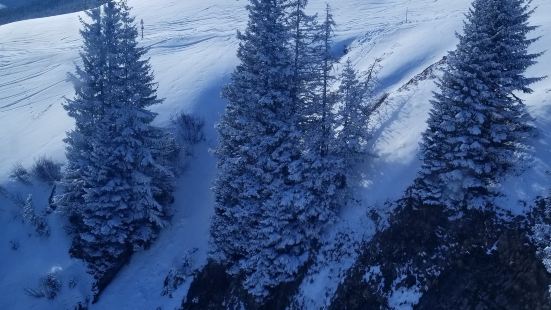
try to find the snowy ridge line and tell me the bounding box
[368,55,445,123]
[397,56,446,93]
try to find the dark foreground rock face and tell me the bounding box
[182,199,550,310]
[330,199,551,310]
[181,262,307,310]
[417,230,550,309]
[180,263,236,309]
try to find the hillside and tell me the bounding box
[0,0,550,309]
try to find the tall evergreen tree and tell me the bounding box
[212,0,299,297]
[59,7,105,222]
[335,59,375,169]
[58,0,173,293]
[299,3,338,157]
[117,0,176,207]
[318,4,337,156]
[294,3,344,254]
[287,0,344,221]
[415,0,541,209]
[212,0,338,299]
[287,0,317,107]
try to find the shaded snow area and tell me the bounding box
[1,0,551,309]
[0,180,92,309]
[0,0,29,9]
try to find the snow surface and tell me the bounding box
[1,0,551,309]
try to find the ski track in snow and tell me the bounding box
[1,0,551,309]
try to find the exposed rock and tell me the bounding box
[182,198,551,310]
[182,262,308,310]
[330,197,551,309]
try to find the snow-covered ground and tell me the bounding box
[1,0,550,309]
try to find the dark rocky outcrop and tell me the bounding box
[181,262,309,310]
[330,197,551,310]
[417,229,550,309]
[181,197,550,310]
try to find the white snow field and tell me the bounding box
[1,0,550,309]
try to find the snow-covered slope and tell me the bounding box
[0,0,476,181]
[1,0,550,309]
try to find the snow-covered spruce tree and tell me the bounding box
[212,0,337,300]
[22,194,50,237]
[335,59,376,169]
[287,0,344,218]
[58,6,105,222]
[299,5,345,214]
[287,0,317,106]
[415,0,541,209]
[117,0,176,208]
[297,3,338,157]
[318,4,338,156]
[59,0,173,293]
[293,2,345,246]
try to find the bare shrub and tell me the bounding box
[9,240,20,251]
[31,157,62,184]
[24,272,62,300]
[172,112,205,146]
[21,195,50,237]
[9,163,31,184]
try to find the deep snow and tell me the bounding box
[1,0,550,309]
